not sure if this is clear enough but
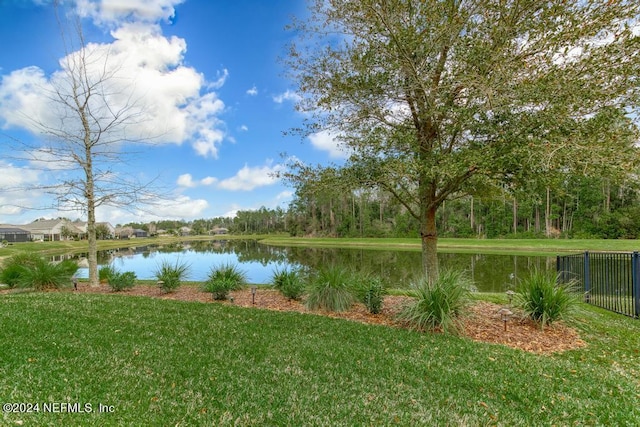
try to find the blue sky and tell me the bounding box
[0,0,344,226]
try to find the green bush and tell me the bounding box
[154,259,191,293]
[271,267,306,301]
[397,269,472,334]
[203,263,247,300]
[99,265,117,282]
[205,277,239,300]
[354,276,386,314]
[515,269,578,329]
[0,252,43,288]
[351,272,387,314]
[107,270,137,292]
[305,266,355,312]
[16,257,78,291]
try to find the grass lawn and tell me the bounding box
[1,291,639,425]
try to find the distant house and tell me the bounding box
[116,226,132,239]
[73,220,116,239]
[132,229,148,238]
[0,226,30,243]
[179,226,192,236]
[21,219,80,241]
[211,227,228,235]
[115,226,148,239]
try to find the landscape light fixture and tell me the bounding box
[506,290,516,304]
[497,308,513,332]
[251,286,257,305]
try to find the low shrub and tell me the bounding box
[205,277,239,300]
[107,270,137,292]
[305,266,355,312]
[356,276,386,314]
[0,252,43,288]
[99,265,117,282]
[397,269,472,334]
[351,273,387,314]
[203,263,247,300]
[154,259,191,293]
[271,267,306,301]
[16,257,78,291]
[515,269,578,329]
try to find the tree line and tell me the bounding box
[120,171,640,240]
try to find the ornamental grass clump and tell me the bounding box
[397,269,472,334]
[0,252,43,288]
[515,269,578,330]
[154,259,191,293]
[204,262,248,300]
[305,266,355,312]
[15,257,79,291]
[271,266,306,301]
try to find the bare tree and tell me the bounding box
[11,15,164,286]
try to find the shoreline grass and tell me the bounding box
[260,236,640,255]
[1,291,639,425]
[3,235,640,262]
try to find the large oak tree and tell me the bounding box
[286,0,640,280]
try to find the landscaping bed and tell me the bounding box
[66,283,586,354]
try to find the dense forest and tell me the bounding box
[121,174,640,240]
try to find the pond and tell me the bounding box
[73,239,555,292]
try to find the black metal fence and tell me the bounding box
[557,252,640,318]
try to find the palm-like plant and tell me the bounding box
[203,263,248,300]
[154,259,191,293]
[305,266,355,312]
[397,269,472,334]
[515,269,578,329]
[271,266,306,301]
[16,257,78,291]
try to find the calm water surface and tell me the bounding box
[75,240,555,292]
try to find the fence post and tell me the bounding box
[584,251,590,303]
[633,252,640,318]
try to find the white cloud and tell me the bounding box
[0,67,55,131]
[177,173,196,188]
[177,173,218,187]
[221,206,240,218]
[207,68,229,90]
[308,130,349,159]
[217,162,284,191]
[239,125,248,132]
[246,85,258,96]
[76,0,185,26]
[276,190,293,201]
[0,2,228,159]
[273,89,301,104]
[97,194,208,223]
[200,176,218,186]
[0,161,44,222]
[0,161,40,189]
[151,195,208,218]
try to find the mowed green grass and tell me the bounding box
[1,292,639,425]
